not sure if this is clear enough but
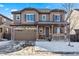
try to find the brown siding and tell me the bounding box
[50,12,65,22]
[21,10,39,23]
[13,10,65,24]
[13,14,21,24]
[13,14,16,24]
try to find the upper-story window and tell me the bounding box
[53,15,61,22]
[26,13,35,22]
[16,14,20,20]
[40,15,46,21]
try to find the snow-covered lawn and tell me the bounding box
[1,46,59,56]
[0,40,12,49]
[35,41,79,53]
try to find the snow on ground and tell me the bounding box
[0,40,60,56]
[0,40,12,49]
[35,41,79,52]
[1,46,60,56]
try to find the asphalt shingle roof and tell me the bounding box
[0,14,13,21]
[11,8,66,14]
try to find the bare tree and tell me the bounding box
[62,3,74,46]
[62,3,74,12]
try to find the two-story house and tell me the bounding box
[11,8,68,41]
[0,14,13,40]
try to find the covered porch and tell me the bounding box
[36,24,68,41]
[36,24,52,40]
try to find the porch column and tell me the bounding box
[36,25,39,40]
[67,25,69,41]
[52,25,53,40]
[64,26,66,40]
[11,27,13,40]
[11,27,15,41]
[64,25,68,41]
[10,27,15,49]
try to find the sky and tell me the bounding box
[0,3,79,19]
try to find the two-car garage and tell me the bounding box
[12,26,37,41]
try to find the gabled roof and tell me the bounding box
[11,11,21,14]
[50,9,67,13]
[74,9,79,11]
[38,9,50,13]
[0,14,13,21]
[11,8,66,14]
[21,8,39,12]
[11,8,39,14]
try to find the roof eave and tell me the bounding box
[0,14,13,21]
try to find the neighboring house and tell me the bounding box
[66,9,79,35]
[0,14,13,40]
[66,9,79,41]
[11,8,68,41]
[0,14,12,25]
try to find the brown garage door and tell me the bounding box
[15,29,36,41]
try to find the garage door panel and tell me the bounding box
[15,30,36,41]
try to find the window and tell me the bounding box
[57,27,60,34]
[39,27,43,34]
[40,15,46,21]
[54,27,60,34]
[39,29,43,33]
[16,15,20,20]
[53,15,61,22]
[26,14,35,22]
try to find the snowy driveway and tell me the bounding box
[35,41,79,53]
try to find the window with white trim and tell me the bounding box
[16,14,20,20]
[39,27,43,34]
[40,15,46,21]
[26,13,35,22]
[57,27,61,34]
[54,27,61,34]
[53,15,61,22]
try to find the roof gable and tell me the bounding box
[11,8,66,14]
[0,14,13,21]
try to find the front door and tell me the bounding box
[46,27,49,37]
